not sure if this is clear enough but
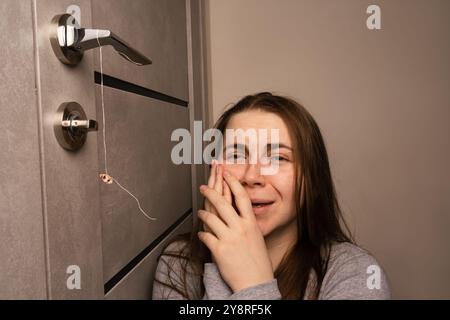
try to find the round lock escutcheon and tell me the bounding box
[50,14,84,66]
[54,102,98,151]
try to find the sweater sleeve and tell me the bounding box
[202,263,282,300]
[153,241,390,300]
[318,243,391,300]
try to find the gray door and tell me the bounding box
[0,0,208,299]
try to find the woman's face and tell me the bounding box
[222,109,298,238]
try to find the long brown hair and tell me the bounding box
[155,92,353,299]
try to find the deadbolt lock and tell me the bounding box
[54,102,98,151]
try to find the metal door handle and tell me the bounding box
[50,13,152,66]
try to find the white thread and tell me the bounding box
[98,31,108,176]
[96,30,156,221]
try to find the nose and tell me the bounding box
[241,163,265,187]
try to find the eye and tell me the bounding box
[270,155,287,162]
[226,153,246,160]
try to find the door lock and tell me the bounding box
[54,102,98,151]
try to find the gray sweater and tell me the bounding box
[152,241,391,300]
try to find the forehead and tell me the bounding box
[225,110,292,145]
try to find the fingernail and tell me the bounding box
[200,185,207,192]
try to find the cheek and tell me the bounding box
[223,164,246,178]
[271,176,297,216]
[271,173,295,200]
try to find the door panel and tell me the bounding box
[0,0,47,299]
[105,214,192,299]
[33,0,104,299]
[91,0,189,101]
[97,87,192,283]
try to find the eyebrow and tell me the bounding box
[224,143,293,152]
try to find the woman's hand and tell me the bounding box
[203,160,232,263]
[203,160,233,231]
[198,169,274,293]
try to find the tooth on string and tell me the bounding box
[99,173,113,185]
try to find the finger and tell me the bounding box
[197,231,218,251]
[214,164,223,196]
[199,185,240,228]
[223,171,254,220]
[205,160,217,212]
[198,210,228,239]
[208,160,217,189]
[200,205,212,233]
[223,179,232,205]
[204,198,210,213]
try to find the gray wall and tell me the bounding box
[206,0,450,299]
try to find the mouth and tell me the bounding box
[250,199,275,214]
[251,201,275,208]
[231,196,275,215]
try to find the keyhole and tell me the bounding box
[68,114,81,137]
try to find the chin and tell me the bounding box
[255,218,274,237]
[256,214,297,239]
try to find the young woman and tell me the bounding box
[152,92,390,300]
